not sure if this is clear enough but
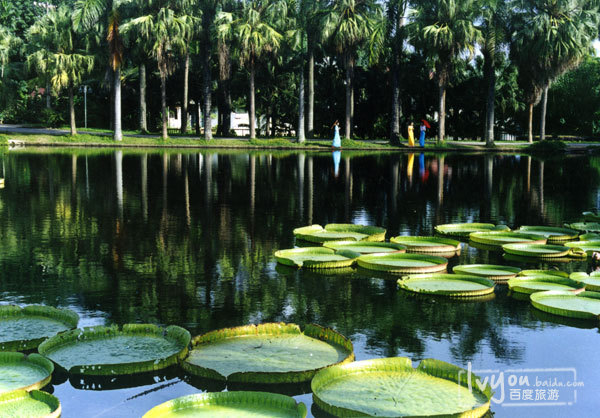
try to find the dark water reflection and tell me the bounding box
[0,148,599,417]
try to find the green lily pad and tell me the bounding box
[0,353,53,394]
[570,272,600,291]
[531,290,600,319]
[143,391,307,418]
[293,224,386,243]
[583,211,600,222]
[452,264,521,282]
[518,270,569,278]
[507,276,584,294]
[580,233,600,241]
[469,231,547,247]
[398,274,496,297]
[389,236,461,253]
[0,390,61,418]
[516,226,579,243]
[323,241,406,254]
[311,357,492,417]
[565,240,600,256]
[502,243,575,258]
[565,222,600,232]
[0,305,79,351]
[503,253,575,264]
[434,223,510,238]
[356,253,448,274]
[274,247,360,269]
[38,324,190,375]
[182,323,354,384]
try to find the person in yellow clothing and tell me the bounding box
[407,122,415,146]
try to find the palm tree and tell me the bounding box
[412,0,480,143]
[200,0,218,140]
[122,1,195,140]
[217,0,285,140]
[74,0,124,141]
[512,0,599,142]
[0,26,18,80]
[27,7,94,135]
[323,0,381,140]
[301,0,325,138]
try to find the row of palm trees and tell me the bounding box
[4,0,600,144]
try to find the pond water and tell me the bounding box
[0,148,599,417]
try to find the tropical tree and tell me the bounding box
[323,0,381,140]
[0,25,17,79]
[27,6,94,135]
[199,0,218,139]
[122,0,195,140]
[217,0,285,139]
[411,0,480,143]
[512,0,598,141]
[74,0,124,141]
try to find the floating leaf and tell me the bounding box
[398,274,496,297]
[0,390,60,418]
[389,236,461,253]
[435,223,510,238]
[516,226,579,243]
[582,211,600,222]
[311,357,492,417]
[182,323,354,384]
[323,241,406,254]
[508,276,584,294]
[502,243,578,258]
[274,247,359,269]
[143,391,307,417]
[452,264,521,283]
[469,231,546,248]
[0,305,79,351]
[293,224,385,243]
[0,353,53,394]
[570,272,600,291]
[531,290,600,320]
[565,222,600,233]
[38,324,190,375]
[357,253,447,274]
[518,270,569,278]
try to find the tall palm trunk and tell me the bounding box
[181,52,190,134]
[46,83,51,109]
[298,66,306,143]
[249,58,256,139]
[344,52,353,140]
[539,84,549,141]
[160,72,168,140]
[307,41,314,138]
[217,38,232,137]
[390,61,400,144]
[438,81,446,143]
[114,68,123,141]
[203,49,212,140]
[484,53,495,146]
[527,102,534,143]
[68,82,76,136]
[139,64,147,133]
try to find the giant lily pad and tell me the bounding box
[507,276,584,294]
[398,274,496,298]
[182,323,354,384]
[0,305,79,351]
[38,324,190,375]
[469,231,546,248]
[516,226,579,243]
[0,390,61,418]
[502,243,580,258]
[389,236,461,253]
[531,290,600,320]
[570,272,600,291]
[565,222,600,233]
[452,264,521,283]
[434,223,510,238]
[518,269,569,278]
[143,391,307,418]
[311,357,492,418]
[274,247,359,269]
[0,353,53,394]
[323,241,406,254]
[293,224,385,243]
[583,211,600,222]
[356,253,448,274]
[580,233,600,241]
[565,240,600,256]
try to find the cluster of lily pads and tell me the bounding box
[0,305,494,417]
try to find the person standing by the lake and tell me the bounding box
[332,120,341,148]
[419,122,427,147]
[407,122,415,147]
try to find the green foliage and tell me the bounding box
[40,108,65,128]
[526,139,567,154]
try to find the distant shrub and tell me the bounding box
[40,108,65,128]
[526,140,567,154]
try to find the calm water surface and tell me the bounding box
[0,148,599,417]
